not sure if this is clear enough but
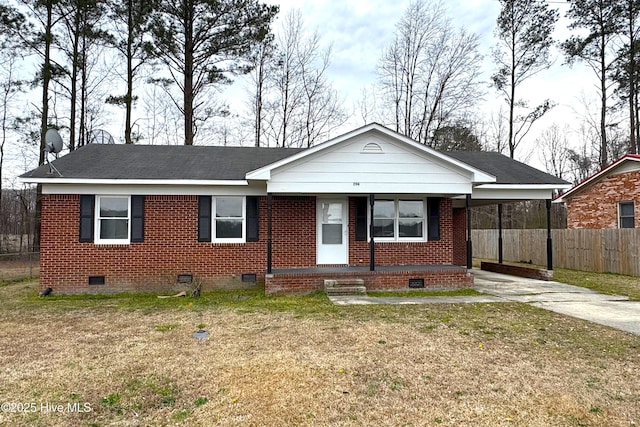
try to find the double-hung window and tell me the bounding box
[619,201,635,228]
[96,196,130,244]
[213,197,245,242]
[373,199,425,241]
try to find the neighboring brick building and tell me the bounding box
[21,123,569,294]
[556,154,640,229]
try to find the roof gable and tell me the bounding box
[555,154,640,202]
[246,123,496,186]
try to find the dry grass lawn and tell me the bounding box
[0,280,639,426]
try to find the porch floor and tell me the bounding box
[271,264,468,274]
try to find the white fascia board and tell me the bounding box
[245,123,497,184]
[453,184,566,200]
[266,181,472,194]
[476,184,571,190]
[21,178,249,186]
[41,183,266,196]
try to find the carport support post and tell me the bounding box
[267,192,273,274]
[466,194,472,269]
[546,199,553,271]
[498,204,503,264]
[369,193,375,271]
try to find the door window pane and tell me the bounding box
[321,202,343,223]
[322,224,343,244]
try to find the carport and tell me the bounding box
[445,151,571,274]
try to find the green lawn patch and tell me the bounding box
[367,288,483,298]
[553,268,640,301]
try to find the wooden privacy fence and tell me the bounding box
[472,229,640,277]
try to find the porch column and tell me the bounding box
[498,203,503,264]
[466,194,472,269]
[267,192,273,274]
[546,199,553,271]
[369,193,375,271]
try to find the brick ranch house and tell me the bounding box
[556,154,640,229]
[21,123,569,294]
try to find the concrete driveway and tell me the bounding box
[473,269,640,335]
[329,269,640,336]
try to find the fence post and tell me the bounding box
[498,204,503,264]
[546,199,553,271]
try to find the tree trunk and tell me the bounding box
[183,4,194,145]
[630,3,637,154]
[35,0,55,252]
[599,31,608,167]
[125,0,134,144]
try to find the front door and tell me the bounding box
[317,199,348,264]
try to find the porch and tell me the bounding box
[264,264,473,295]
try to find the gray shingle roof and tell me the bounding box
[21,143,568,186]
[445,151,569,185]
[22,144,306,180]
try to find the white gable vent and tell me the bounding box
[361,142,383,153]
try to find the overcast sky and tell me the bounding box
[7,0,593,185]
[264,0,591,166]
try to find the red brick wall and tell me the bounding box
[41,194,460,293]
[452,208,467,266]
[566,170,640,228]
[272,196,316,268]
[348,197,454,266]
[43,195,255,293]
[266,268,473,295]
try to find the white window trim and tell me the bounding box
[618,201,635,229]
[212,196,246,243]
[95,195,131,245]
[369,198,427,242]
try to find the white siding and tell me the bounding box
[267,134,474,194]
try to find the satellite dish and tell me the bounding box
[45,128,63,153]
[43,128,64,177]
[89,129,115,144]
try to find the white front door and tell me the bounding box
[317,199,348,264]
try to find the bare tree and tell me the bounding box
[106,0,155,144]
[563,0,621,167]
[486,107,509,154]
[377,0,484,145]
[260,10,345,147]
[149,0,278,145]
[492,0,558,159]
[537,123,572,180]
[245,37,273,147]
[611,0,640,154]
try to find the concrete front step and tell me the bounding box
[324,278,367,296]
[324,278,365,289]
[325,285,367,296]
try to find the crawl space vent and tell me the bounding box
[241,273,257,283]
[408,278,425,288]
[88,276,105,285]
[177,274,193,284]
